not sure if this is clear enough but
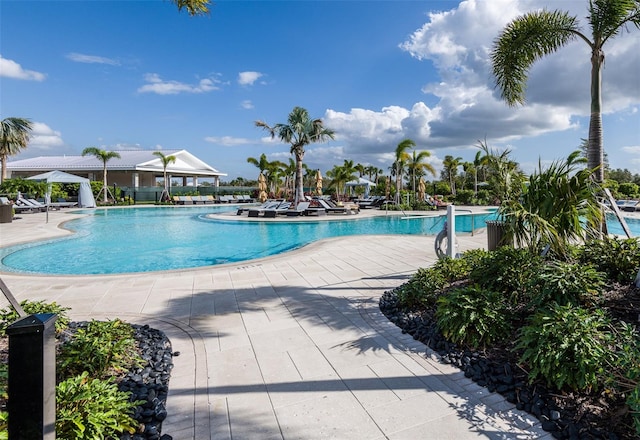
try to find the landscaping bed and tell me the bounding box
[379,245,640,440]
[0,312,175,440]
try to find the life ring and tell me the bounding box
[434,229,448,259]
[434,226,458,259]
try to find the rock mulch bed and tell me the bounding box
[379,289,635,440]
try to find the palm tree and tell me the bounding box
[355,163,366,178]
[255,106,335,206]
[153,151,176,201]
[246,153,271,175]
[171,0,211,16]
[472,150,485,195]
[393,139,415,203]
[491,1,640,183]
[0,117,32,183]
[407,150,436,200]
[326,162,356,200]
[442,155,463,196]
[81,147,121,203]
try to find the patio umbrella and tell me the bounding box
[258,173,268,202]
[418,177,426,202]
[315,169,323,196]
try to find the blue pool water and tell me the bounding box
[0,206,498,275]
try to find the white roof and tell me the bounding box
[7,150,227,177]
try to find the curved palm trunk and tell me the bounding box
[294,149,304,206]
[588,48,604,183]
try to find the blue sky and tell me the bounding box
[1,0,639,180]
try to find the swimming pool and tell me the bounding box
[0,206,497,275]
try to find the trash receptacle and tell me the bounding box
[486,220,509,251]
[0,204,12,223]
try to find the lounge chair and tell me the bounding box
[263,201,292,218]
[622,200,640,212]
[285,201,311,217]
[238,200,271,215]
[247,200,282,217]
[316,199,358,214]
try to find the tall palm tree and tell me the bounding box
[153,151,176,200]
[171,0,211,15]
[0,117,32,183]
[442,155,463,196]
[393,139,415,203]
[472,150,486,195]
[81,147,121,203]
[407,150,436,200]
[355,163,366,178]
[255,106,335,206]
[491,1,640,183]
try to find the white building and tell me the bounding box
[7,150,227,188]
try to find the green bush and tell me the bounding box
[517,304,614,391]
[0,300,70,336]
[0,411,6,440]
[58,319,142,380]
[578,237,640,283]
[395,267,446,309]
[453,189,474,205]
[433,256,471,282]
[527,261,606,309]
[610,322,640,436]
[435,285,511,348]
[56,372,141,439]
[468,246,542,301]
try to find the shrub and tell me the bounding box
[395,267,446,309]
[58,319,142,380]
[56,372,142,439]
[578,237,640,283]
[468,246,542,302]
[433,256,470,282]
[435,285,511,348]
[610,323,640,436]
[517,304,614,391]
[453,189,474,205]
[527,261,606,309]
[0,300,70,335]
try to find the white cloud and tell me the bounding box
[238,71,263,86]
[0,55,46,81]
[622,146,640,154]
[138,73,222,95]
[27,122,64,152]
[66,52,120,65]
[241,100,254,109]
[204,136,253,146]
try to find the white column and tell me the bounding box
[447,204,456,259]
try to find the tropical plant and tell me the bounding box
[499,151,602,258]
[0,117,32,183]
[526,261,606,309]
[393,139,415,203]
[56,372,141,439]
[517,304,615,391]
[81,147,121,203]
[326,160,356,199]
[407,150,436,201]
[58,319,142,380]
[171,0,211,15]
[153,151,176,200]
[0,300,70,335]
[436,285,512,349]
[255,107,334,206]
[394,267,446,309]
[491,1,640,182]
[477,141,522,203]
[441,155,462,196]
[578,236,640,283]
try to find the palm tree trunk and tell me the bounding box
[103,164,108,203]
[295,150,304,206]
[588,48,604,183]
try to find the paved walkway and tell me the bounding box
[0,208,548,439]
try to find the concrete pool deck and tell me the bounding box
[0,207,549,439]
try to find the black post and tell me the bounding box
[6,313,57,439]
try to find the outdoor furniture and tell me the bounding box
[285,202,310,217]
